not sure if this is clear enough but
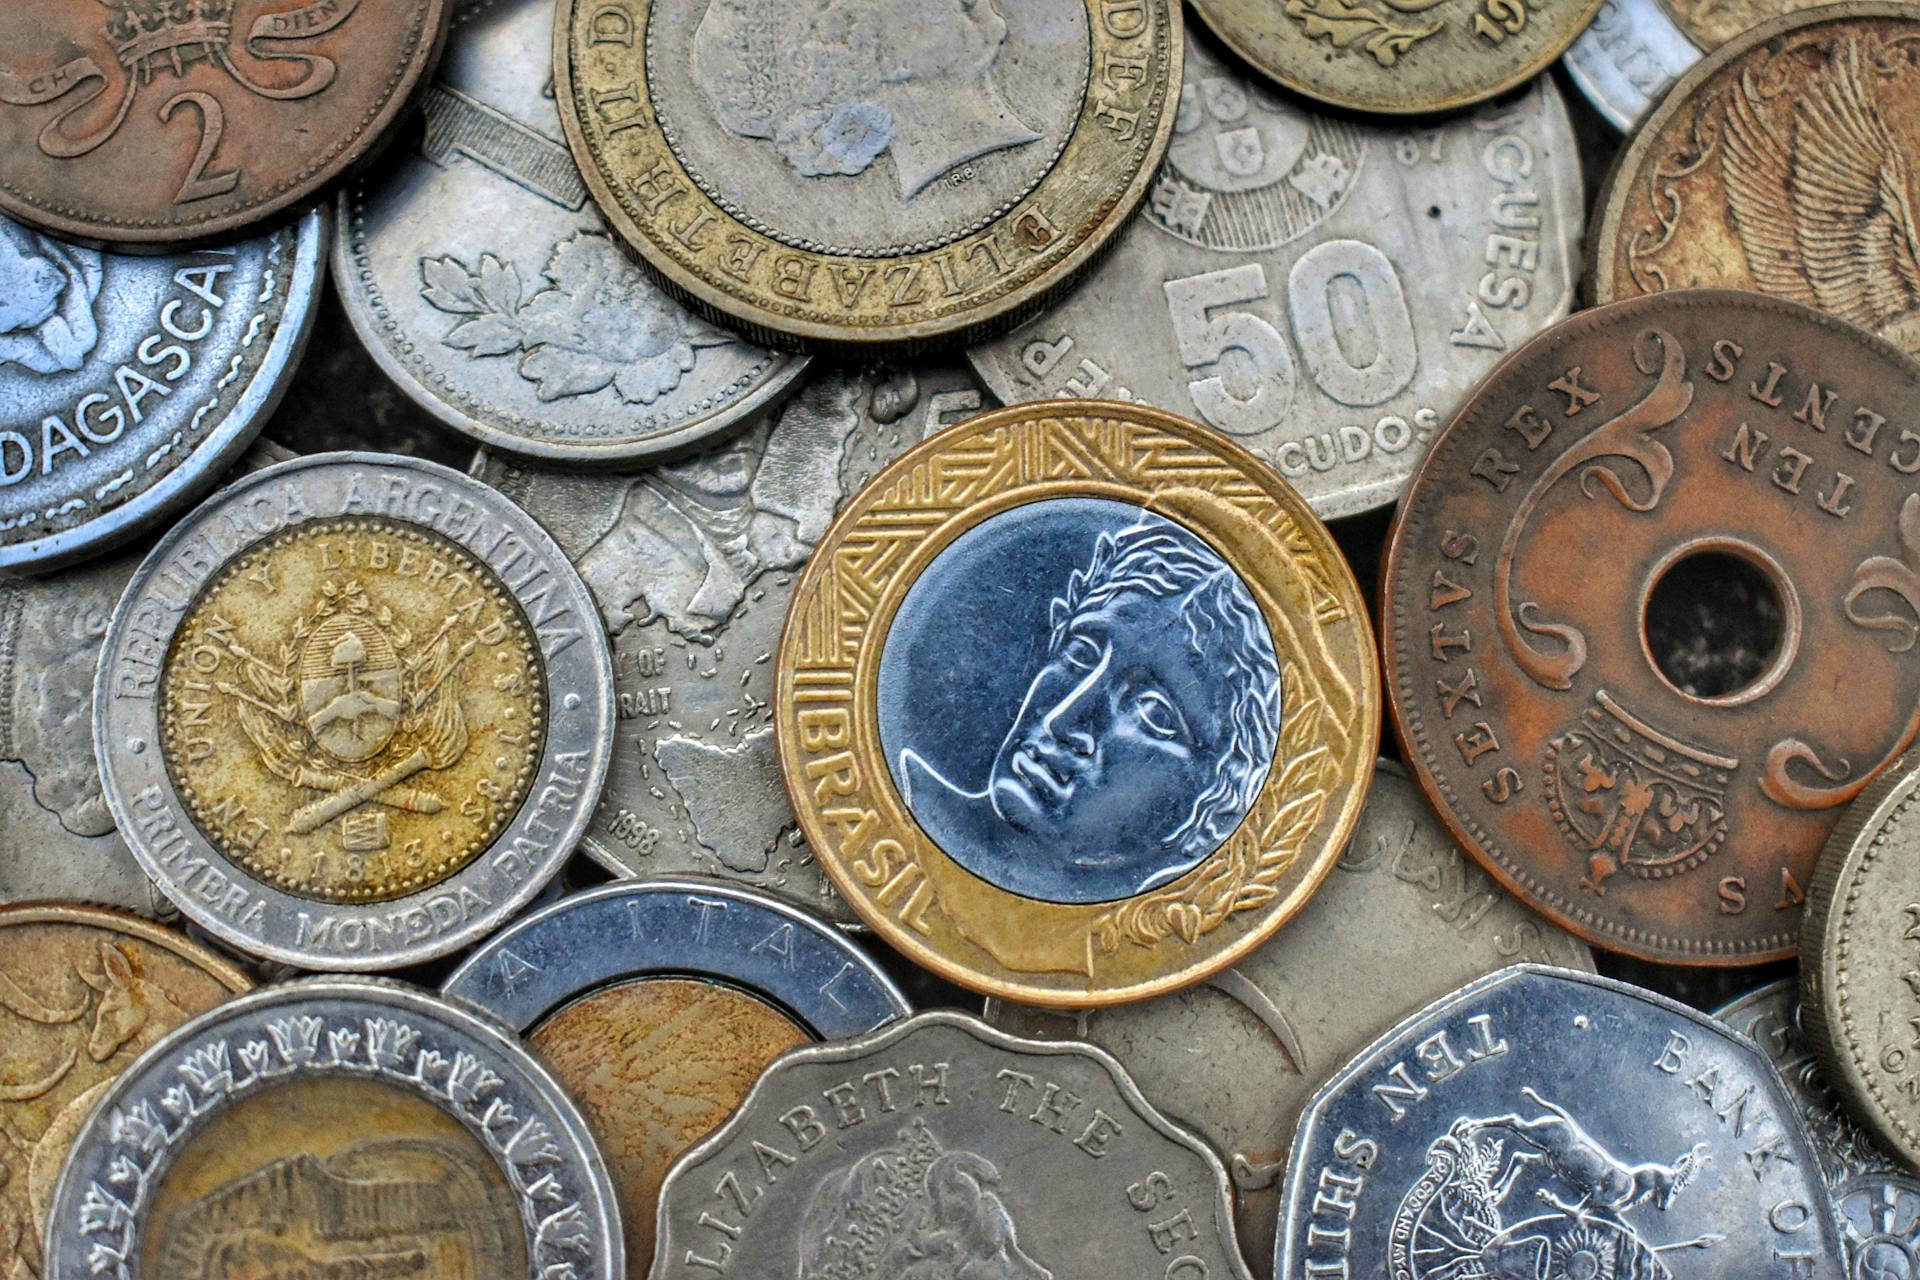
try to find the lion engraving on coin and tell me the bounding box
[0,221,102,376]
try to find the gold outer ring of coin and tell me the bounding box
[774,399,1379,1008]
[551,0,1181,349]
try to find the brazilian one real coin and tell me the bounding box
[92,452,615,971]
[776,399,1378,1007]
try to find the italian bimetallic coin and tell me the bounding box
[969,37,1581,520]
[777,399,1379,1006]
[653,1010,1250,1279]
[1279,966,1845,1279]
[476,363,991,923]
[93,452,615,970]
[442,879,911,1269]
[1590,5,1920,360]
[0,0,448,248]
[0,903,248,1280]
[0,211,323,574]
[1384,291,1920,965]
[554,0,1180,347]
[1188,0,1603,115]
[44,977,622,1280]
[985,759,1592,1280]
[335,0,805,464]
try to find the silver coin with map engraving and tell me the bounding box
[986,760,1593,1280]
[474,363,989,921]
[652,1009,1251,1279]
[0,211,322,574]
[1279,966,1844,1280]
[965,35,1580,520]
[335,0,804,465]
[1562,0,1701,132]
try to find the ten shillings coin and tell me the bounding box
[776,399,1379,1007]
[1382,290,1920,966]
[1277,966,1846,1280]
[969,34,1582,521]
[335,0,807,464]
[553,0,1182,348]
[1589,4,1920,359]
[443,879,911,1269]
[0,0,449,249]
[651,1010,1252,1280]
[43,977,623,1280]
[92,452,615,970]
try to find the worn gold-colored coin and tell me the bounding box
[1188,0,1603,114]
[553,0,1180,347]
[1591,3,1920,355]
[0,903,249,1280]
[776,399,1378,1007]
[1658,0,1809,48]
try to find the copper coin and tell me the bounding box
[0,0,449,247]
[1383,289,1920,965]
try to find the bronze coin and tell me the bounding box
[1383,289,1920,965]
[0,0,449,247]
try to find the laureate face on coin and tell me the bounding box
[94,452,614,970]
[1279,966,1845,1280]
[969,33,1581,520]
[336,0,805,464]
[652,1011,1250,1280]
[777,399,1377,1007]
[1591,4,1920,358]
[44,978,621,1280]
[0,212,322,574]
[443,880,911,1269]
[1384,291,1920,965]
[554,0,1181,346]
[0,904,248,1280]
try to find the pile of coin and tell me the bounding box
[4,0,1919,1275]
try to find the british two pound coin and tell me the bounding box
[93,452,615,970]
[44,976,622,1280]
[969,34,1582,520]
[1384,290,1920,965]
[336,0,806,464]
[443,879,911,1269]
[985,759,1592,1280]
[477,363,992,923]
[0,211,323,574]
[652,1010,1251,1279]
[777,399,1379,1006]
[1279,965,1845,1280]
[554,0,1181,347]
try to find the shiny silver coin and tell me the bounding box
[966,35,1580,520]
[653,1009,1251,1279]
[475,362,989,920]
[335,0,805,464]
[1562,0,1701,132]
[44,976,622,1280]
[1280,966,1844,1280]
[0,211,322,573]
[986,760,1592,1280]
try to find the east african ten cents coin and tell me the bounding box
[1590,4,1920,358]
[777,398,1379,1007]
[554,0,1181,348]
[1383,289,1920,965]
[0,0,449,248]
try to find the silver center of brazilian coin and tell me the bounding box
[1561,0,1701,132]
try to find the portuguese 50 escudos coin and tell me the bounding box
[93,452,615,970]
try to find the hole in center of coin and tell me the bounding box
[1642,549,1786,701]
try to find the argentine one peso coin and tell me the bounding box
[969,35,1582,520]
[443,879,911,1270]
[777,399,1379,1006]
[45,976,622,1280]
[336,0,806,464]
[93,452,615,970]
[1279,966,1845,1280]
[555,0,1181,347]
[0,211,323,574]
[652,1010,1250,1280]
